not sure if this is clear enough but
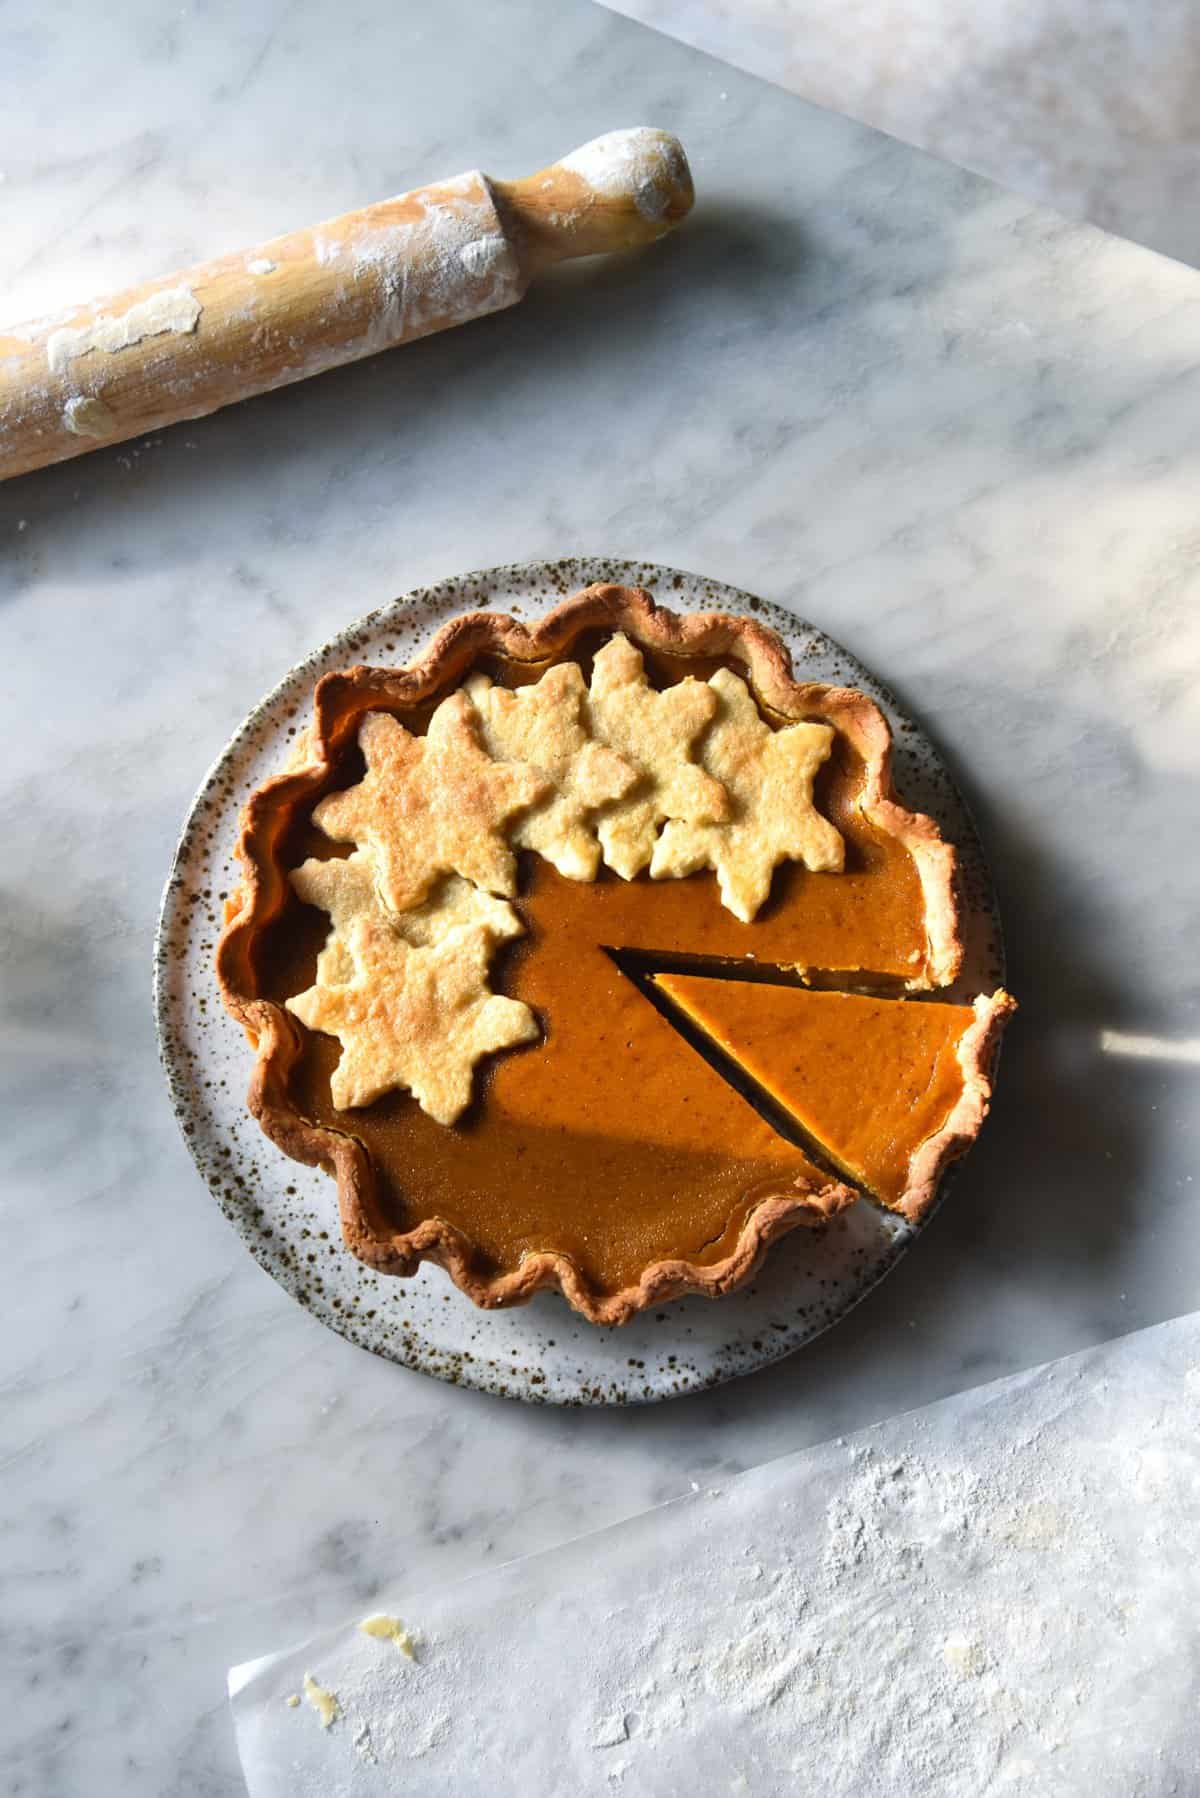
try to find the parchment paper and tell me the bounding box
[230,1312,1200,1795]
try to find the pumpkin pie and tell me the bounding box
[216,582,1011,1325]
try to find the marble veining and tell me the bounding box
[2,0,1198,1792]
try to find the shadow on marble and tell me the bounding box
[496,719,1170,1449]
[709,780,1174,1431]
[0,199,873,566]
[749,664,1144,1376]
[7,178,1199,614]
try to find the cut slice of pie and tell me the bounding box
[649,975,1016,1222]
[216,580,1006,1325]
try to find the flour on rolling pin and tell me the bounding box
[0,128,693,482]
[309,172,522,352]
[62,394,118,439]
[560,128,690,220]
[46,284,204,375]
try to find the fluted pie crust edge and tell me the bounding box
[216,583,968,1324]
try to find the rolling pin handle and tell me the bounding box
[497,128,694,274]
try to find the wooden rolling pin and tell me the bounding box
[0,128,693,482]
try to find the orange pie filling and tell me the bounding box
[650,976,1004,1212]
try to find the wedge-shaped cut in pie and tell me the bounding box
[215,581,1008,1326]
[649,975,1016,1222]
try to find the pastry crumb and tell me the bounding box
[359,1612,417,1658]
[302,1672,340,1728]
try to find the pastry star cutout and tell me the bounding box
[291,853,525,985]
[586,634,730,879]
[650,667,844,920]
[465,663,638,880]
[285,869,536,1122]
[312,696,551,911]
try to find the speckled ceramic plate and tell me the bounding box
[155,558,1002,1405]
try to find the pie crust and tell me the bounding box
[216,583,983,1325]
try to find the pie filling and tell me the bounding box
[262,856,857,1298]
[246,628,971,1302]
[649,975,980,1208]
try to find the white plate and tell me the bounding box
[155,557,1002,1405]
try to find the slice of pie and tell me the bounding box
[216,582,1011,1325]
[648,976,1016,1222]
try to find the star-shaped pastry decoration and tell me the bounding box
[586,634,730,879]
[285,861,536,1122]
[465,663,638,880]
[291,853,524,984]
[312,696,551,911]
[650,667,844,920]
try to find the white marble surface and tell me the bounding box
[605,0,1200,269]
[2,1,1198,1793]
